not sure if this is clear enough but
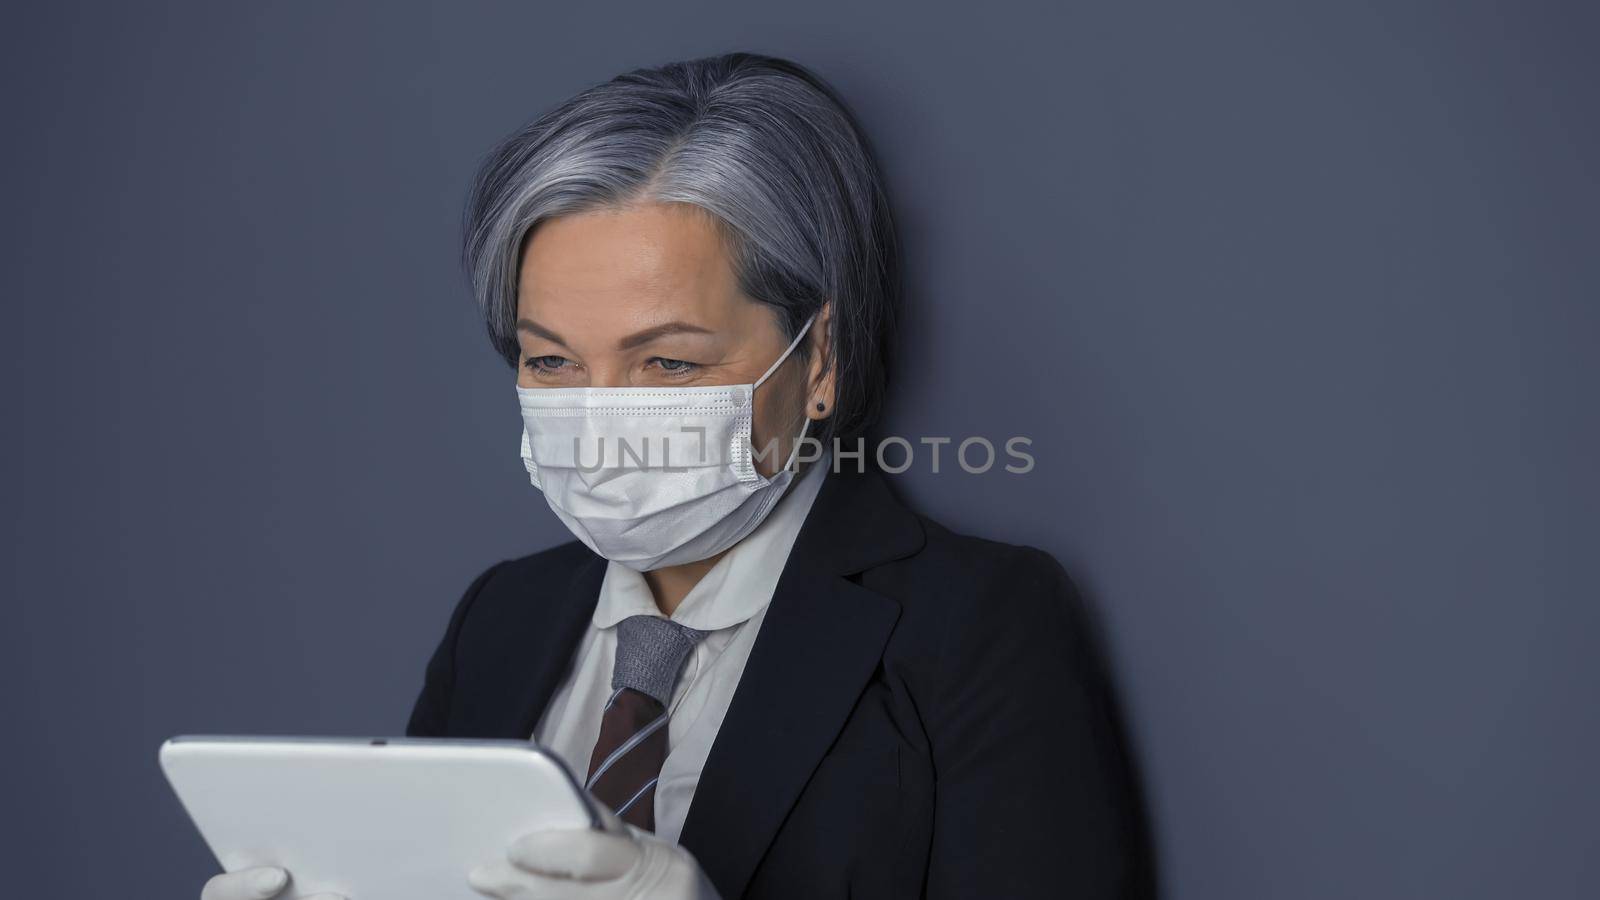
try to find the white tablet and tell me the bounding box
[159,735,603,899]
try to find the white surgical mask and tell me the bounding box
[517,316,816,571]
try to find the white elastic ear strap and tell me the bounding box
[780,412,810,472]
[754,314,819,389]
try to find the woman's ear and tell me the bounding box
[805,302,837,421]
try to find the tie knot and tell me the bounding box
[611,614,709,706]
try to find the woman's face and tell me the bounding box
[515,201,831,477]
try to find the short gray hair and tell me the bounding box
[462,52,900,441]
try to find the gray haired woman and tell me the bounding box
[202,51,1151,900]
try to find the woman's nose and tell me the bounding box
[584,363,630,388]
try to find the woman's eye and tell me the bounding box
[648,357,699,375]
[523,355,570,374]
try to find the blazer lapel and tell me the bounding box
[458,549,606,740]
[678,463,925,897]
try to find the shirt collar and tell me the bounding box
[592,453,832,632]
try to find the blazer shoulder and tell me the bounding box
[890,512,1083,608]
[407,539,600,738]
[446,539,600,633]
[487,539,599,592]
[865,512,1096,682]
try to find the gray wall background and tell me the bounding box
[6,1,1596,897]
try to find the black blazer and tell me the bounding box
[406,460,1155,899]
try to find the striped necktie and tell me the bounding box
[585,614,707,831]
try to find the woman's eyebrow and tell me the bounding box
[616,321,714,351]
[516,318,570,348]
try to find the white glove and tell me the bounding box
[200,865,344,900]
[467,804,722,900]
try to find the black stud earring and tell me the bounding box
[815,401,826,412]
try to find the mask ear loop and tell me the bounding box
[751,313,819,476]
[779,413,811,474]
[753,313,818,390]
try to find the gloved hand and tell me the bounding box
[200,865,344,900]
[467,804,722,900]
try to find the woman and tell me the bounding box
[203,52,1151,900]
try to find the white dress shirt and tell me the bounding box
[532,455,830,844]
